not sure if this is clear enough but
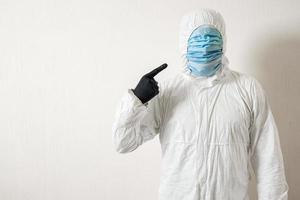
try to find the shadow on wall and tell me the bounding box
[248,30,300,199]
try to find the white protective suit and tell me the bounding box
[112,8,289,200]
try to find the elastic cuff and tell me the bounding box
[128,89,148,107]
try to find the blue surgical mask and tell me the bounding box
[186,25,223,77]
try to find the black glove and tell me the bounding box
[131,63,168,104]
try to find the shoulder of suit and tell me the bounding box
[229,70,261,87]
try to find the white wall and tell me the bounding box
[0,0,299,199]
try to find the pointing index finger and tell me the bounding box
[145,63,168,78]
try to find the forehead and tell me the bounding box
[189,24,222,39]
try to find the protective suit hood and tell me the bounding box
[179,8,230,85]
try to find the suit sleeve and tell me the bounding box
[249,78,289,200]
[112,83,164,153]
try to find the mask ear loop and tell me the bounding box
[185,25,206,76]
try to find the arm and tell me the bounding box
[249,78,289,199]
[112,86,163,154]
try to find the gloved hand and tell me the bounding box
[131,63,168,104]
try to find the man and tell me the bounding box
[112,8,289,200]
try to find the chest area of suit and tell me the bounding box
[160,83,251,145]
